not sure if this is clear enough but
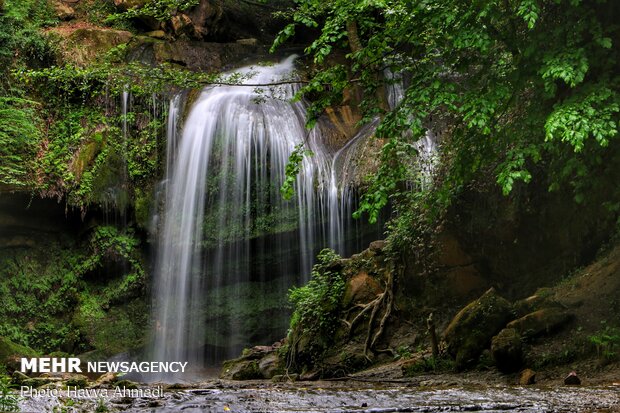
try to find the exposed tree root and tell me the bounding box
[344,264,399,359]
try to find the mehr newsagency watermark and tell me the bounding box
[17,357,189,399]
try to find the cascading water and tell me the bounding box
[149,56,434,381]
[149,56,355,381]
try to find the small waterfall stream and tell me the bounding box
[149,56,434,381]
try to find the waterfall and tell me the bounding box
[147,56,444,381]
[148,56,441,381]
[150,56,347,381]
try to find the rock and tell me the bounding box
[132,40,265,72]
[115,379,138,389]
[564,371,581,385]
[369,240,387,253]
[342,271,382,307]
[113,0,147,10]
[506,307,572,340]
[145,30,166,39]
[236,38,258,46]
[186,0,224,39]
[11,371,29,385]
[443,265,486,299]
[443,288,514,370]
[52,0,75,20]
[12,371,52,388]
[0,336,37,372]
[220,358,262,380]
[46,27,133,67]
[95,372,117,386]
[519,369,536,385]
[491,328,523,373]
[436,233,474,267]
[171,14,194,36]
[513,290,561,318]
[65,374,89,388]
[258,353,281,379]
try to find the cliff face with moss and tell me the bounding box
[0,0,305,361]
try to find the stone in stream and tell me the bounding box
[564,371,581,385]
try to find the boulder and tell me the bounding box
[113,0,147,10]
[513,289,561,318]
[171,13,194,37]
[564,371,581,385]
[46,27,133,67]
[506,307,572,340]
[0,336,37,372]
[145,30,166,39]
[52,0,75,20]
[519,368,536,385]
[369,240,387,253]
[443,288,514,370]
[220,358,261,380]
[491,328,523,373]
[65,374,89,388]
[94,372,117,387]
[258,353,281,379]
[342,271,382,307]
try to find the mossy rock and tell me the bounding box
[65,374,89,389]
[443,288,514,370]
[115,379,138,389]
[491,328,523,373]
[220,358,262,380]
[513,290,561,318]
[0,336,38,372]
[48,27,133,67]
[506,307,572,340]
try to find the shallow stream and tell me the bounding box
[18,381,620,412]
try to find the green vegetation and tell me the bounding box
[590,324,620,363]
[106,0,199,24]
[289,249,345,336]
[276,0,620,240]
[0,376,19,412]
[0,227,146,355]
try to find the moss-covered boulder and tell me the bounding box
[506,307,572,340]
[47,27,133,67]
[491,328,523,373]
[221,358,262,380]
[220,345,284,380]
[513,289,562,318]
[0,336,38,372]
[442,288,514,370]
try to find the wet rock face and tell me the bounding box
[491,328,523,373]
[443,288,514,370]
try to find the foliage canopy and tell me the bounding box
[276,0,620,227]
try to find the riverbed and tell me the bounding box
[17,380,620,412]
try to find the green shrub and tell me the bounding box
[289,249,345,337]
[590,324,620,363]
